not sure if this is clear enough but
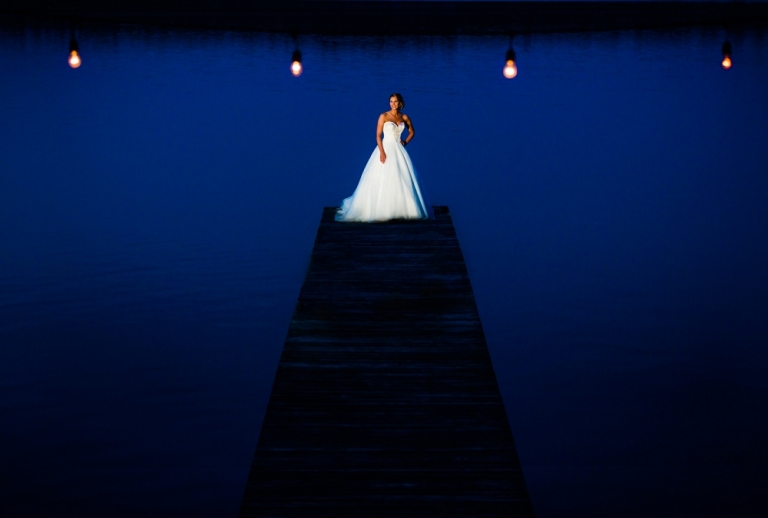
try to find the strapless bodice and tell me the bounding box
[383,121,405,142]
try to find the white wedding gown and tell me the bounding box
[335,121,429,222]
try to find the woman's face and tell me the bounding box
[390,97,400,110]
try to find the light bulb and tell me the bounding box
[503,46,517,79]
[291,49,302,77]
[503,60,517,79]
[721,41,733,70]
[68,50,81,69]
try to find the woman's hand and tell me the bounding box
[380,151,387,163]
[400,140,407,147]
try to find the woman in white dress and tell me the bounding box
[335,93,429,222]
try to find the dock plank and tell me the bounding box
[239,206,534,517]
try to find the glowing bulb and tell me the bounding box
[721,40,733,70]
[503,46,517,79]
[68,50,81,69]
[290,49,302,77]
[68,34,81,69]
[503,60,517,79]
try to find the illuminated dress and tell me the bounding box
[335,121,429,222]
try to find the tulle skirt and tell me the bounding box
[336,140,428,222]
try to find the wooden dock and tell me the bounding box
[239,207,534,517]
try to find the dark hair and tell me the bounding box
[390,92,405,110]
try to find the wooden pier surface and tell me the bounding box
[239,206,534,517]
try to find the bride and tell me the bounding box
[335,93,429,222]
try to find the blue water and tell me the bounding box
[1,20,767,517]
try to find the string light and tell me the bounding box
[291,49,302,77]
[721,41,732,70]
[503,47,517,79]
[68,35,81,69]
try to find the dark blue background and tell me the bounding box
[1,19,767,517]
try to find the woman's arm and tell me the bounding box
[376,114,386,163]
[402,115,415,146]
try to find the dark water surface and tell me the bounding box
[2,20,767,517]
